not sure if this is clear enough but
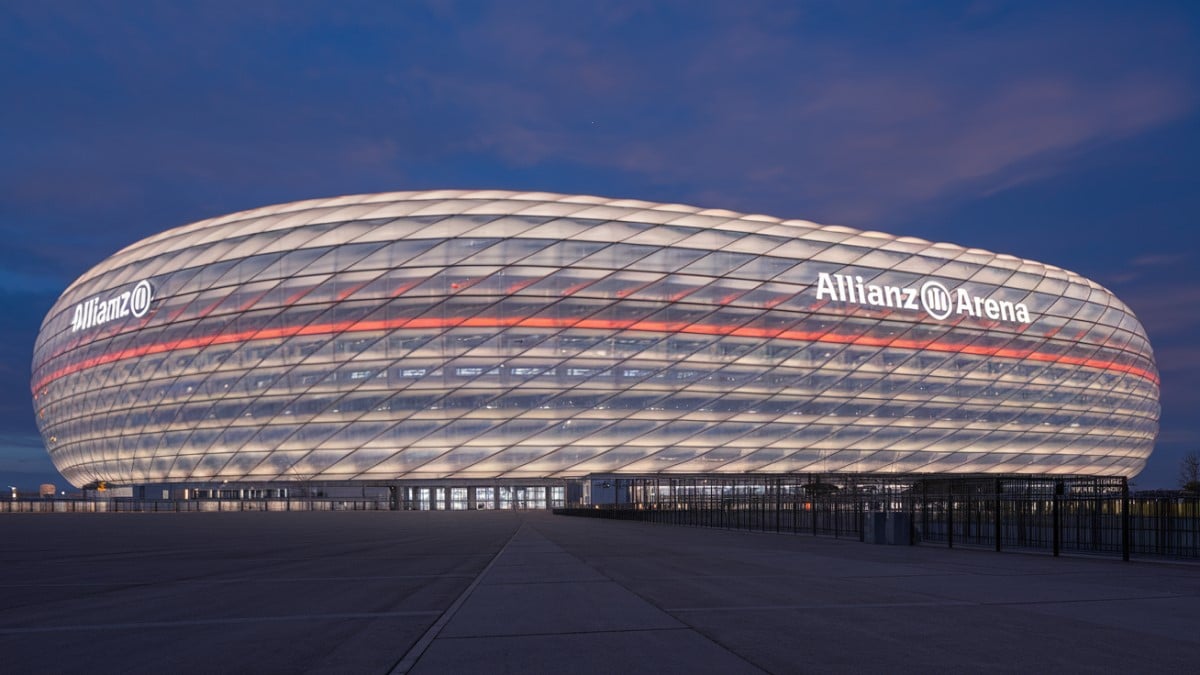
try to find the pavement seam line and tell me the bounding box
[0,611,445,634]
[984,593,1187,606]
[478,579,611,586]
[665,601,977,612]
[386,522,524,675]
[528,521,770,674]
[0,574,478,588]
[432,626,694,641]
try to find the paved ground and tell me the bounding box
[2,511,1198,673]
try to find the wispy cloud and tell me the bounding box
[2,2,1194,243]
[414,2,1196,223]
[1131,253,1191,268]
[1102,250,1199,341]
[0,432,52,472]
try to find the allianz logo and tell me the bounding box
[816,272,1032,325]
[70,280,154,332]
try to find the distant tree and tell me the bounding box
[1181,451,1200,493]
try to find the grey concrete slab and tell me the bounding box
[617,572,949,611]
[434,526,685,639]
[852,568,1186,605]
[484,559,609,584]
[677,603,1198,673]
[2,616,435,674]
[412,523,758,673]
[1012,595,1200,642]
[533,515,1200,673]
[2,575,467,627]
[415,629,764,674]
[4,510,1200,674]
[437,579,683,637]
[0,512,521,673]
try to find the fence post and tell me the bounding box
[810,474,818,538]
[775,478,782,533]
[907,484,916,545]
[947,484,954,549]
[855,488,863,542]
[922,481,928,543]
[1052,481,1062,557]
[965,489,972,543]
[995,478,1002,553]
[1121,477,1130,562]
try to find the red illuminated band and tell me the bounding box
[32,315,1160,393]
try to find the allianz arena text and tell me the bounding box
[32,191,1159,488]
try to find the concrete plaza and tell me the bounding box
[1,511,1198,673]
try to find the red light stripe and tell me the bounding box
[32,315,1159,393]
[560,279,597,296]
[164,302,193,324]
[283,285,316,306]
[195,297,226,319]
[335,281,371,302]
[505,278,540,294]
[763,294,791,310]
[237,289,272,313]
[667,287,699,302]
[389,279,423,298]
[449,277,482,292]
[718,291,746,305]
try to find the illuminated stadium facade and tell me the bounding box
[32,191,1159,503]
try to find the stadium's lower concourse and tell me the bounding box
[2,512,1198,673]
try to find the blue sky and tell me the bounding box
[1,1,1197,489]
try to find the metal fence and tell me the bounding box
[0,498,392,513]
[555,474,1200,561]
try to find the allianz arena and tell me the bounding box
[32,191,1159,493]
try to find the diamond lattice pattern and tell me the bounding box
[31,191,1160,487]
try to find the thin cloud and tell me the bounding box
[1115,283,1200,339]
[1132,253,1191,267]
[427,3,1196,223]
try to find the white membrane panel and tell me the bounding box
[32,191,1159,487]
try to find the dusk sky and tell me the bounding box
[2,1,1197,489]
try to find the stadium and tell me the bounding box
[31,191,1159,508]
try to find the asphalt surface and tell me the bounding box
[2,511,1198,673]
